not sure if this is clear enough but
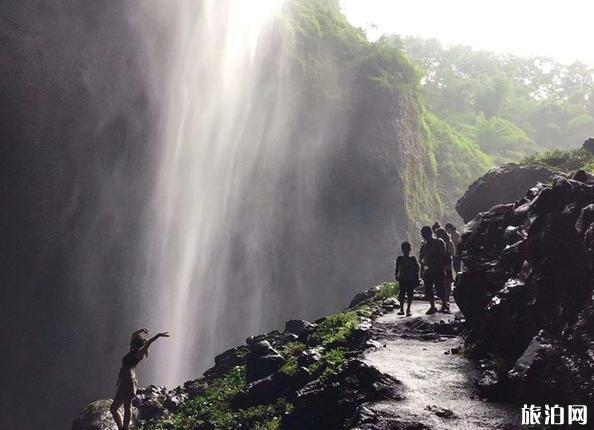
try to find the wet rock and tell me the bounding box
[284,319,316,338]
[71,400,131,430]
[285,360,403,430]
[576,203,594,235]
[137,398,166,421]
[572,169,594,186]
[349,323,373,349]
[456,163,555,222]
[134,385,182,421]
[476,369,502,399]
[297,348,322,367]
[583,137,594,153]
[382,297,399,311]
[349,286,383,309]
[424,405,457,419]
[183,379,207,398]
[351,406,432,430]
[507,331,555,383]
[163,394,186,413]
[245,340,286,383]
[456,169,594,404]
[235,373,285,407]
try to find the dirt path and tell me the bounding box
[362,301,520,429]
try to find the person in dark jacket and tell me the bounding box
[395,241,420,316]
[110,328,170,430]
[445,223,462,273]
[435,227,455,313]
[419,226,448,314]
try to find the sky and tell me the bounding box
[341,0,594,65]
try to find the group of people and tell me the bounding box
[395,222,462,316]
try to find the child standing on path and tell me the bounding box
[395,241,420,316]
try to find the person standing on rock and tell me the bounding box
[395,241,420,316]
[445,223,462,274]
[419,226,448,314]
[110,328,170,430]
[435,227,455,313]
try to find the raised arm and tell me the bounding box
[138,332,170,359]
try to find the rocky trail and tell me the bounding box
[360,301,520,430]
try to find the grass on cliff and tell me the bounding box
[522,148,594,173]
[375,282,398,301]
[310,311,359,347]
[142,367,292,430]
[142,280,400,430]
[279,310,360,378]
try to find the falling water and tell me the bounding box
[0,1,413,427]
[135,0,343,386]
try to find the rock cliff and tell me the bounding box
[456,163,555,223]
[455,169,594,404]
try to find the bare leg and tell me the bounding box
[406,293,413,314]
[122,400,133,430]
[110,401,124,430]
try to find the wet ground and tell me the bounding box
[363,301,520,429]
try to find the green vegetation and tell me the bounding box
[375,282,399,301]
[142,367,292,430]
[523,148,594,172]
[279,342,307,377]
[399,36,594,160]
[422,112,494,216]
[142,284,399,430]
[279,1,594,223]
[310,311,359,347]
[280,0,449,226]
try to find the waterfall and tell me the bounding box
[0,2,413,427]
[135,0,340,386]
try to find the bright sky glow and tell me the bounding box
[341,0,594,65]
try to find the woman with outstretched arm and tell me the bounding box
[110,328,170,430]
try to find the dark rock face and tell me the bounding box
[285,359,403,430]
[455,172,594,404]
[71,401,121,430]
[583,137,594,154]
[245,340,286,383]
[456,163,555,223]
[203,346,248,379]
[284,320,316,338]
[348,286,383,309]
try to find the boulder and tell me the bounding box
[348,286,383,309]
[284,319,316,338]
[245,340,286,383]
[203,345,248,378]
[583,137,594,153]
[455,171,594,404]
[285,360,403,430]
[476,369,502,399]
[297,348,323,368]
[71,400,126,430]
[456,163,555,223]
